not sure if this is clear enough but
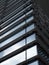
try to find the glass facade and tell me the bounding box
[0,0,49,65]
[0,40,25,57]
[0,46,37,65]
[28,61,39,65]
[27,46,37,59]
[0,2,37,63]
[1,33,36,58]
[0,52,25,65]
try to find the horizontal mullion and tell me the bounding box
[18,55,48,65]
[6,0,31,11]
[35,4,49,25]
[39,17,49,33]
[39,14,49,29]
[0,15,32,36]
[39,18,49,34]
[7,0,16,4]
[7,0,20,8]
[39,26,49,40]
[0,28,36,51]
[39,7,49,23]
[0,19,35,42]
[0,0,32,26]
[7,0,14,4]
[38,55,49,65]
[39,8,49,27]
[5,0,27,17]
[36,28,49,46]
[0,40,37,62]
[35,21,49,39]
[17,55,38,65]
[0,7,4,12]
[0,4,5,10]
[0,5,33,35]
[1,4,32,29]
[37,38,49,55]
[0,14,33,36]
[36,33,49,50]
[4,0,23,12]
[39,16,49,32]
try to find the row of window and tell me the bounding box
[1,14,34,38]
[0,34,36,57]
[0,0,32,29]
[28,61,38,65]
[0,45,37,65]
[0,0,38,65]
[0,23,35,47]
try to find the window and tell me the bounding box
[27,34,36,44]
[28,61,39,65]
[27,45,37,59]
[0,40,25,58]
[0,45,38,64]
[1,33,36,58]
[26,16,34,23]
[1,29,25,47]
[27,24,35,32]
[0,21,25,39]
[0,52,25,65]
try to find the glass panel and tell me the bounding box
[27,24,35,32]
[1,29,25,47]
[0,52,4,58]
[0,14,25,32]
[26,10,33,16]
[27,34,36,44]
[28,61,39,65]
[1,21,25,39]
[27,45,37,59]
[26,16,34,23]
[0,40,25,58]
[0,51,25,65]
[1,15,34,43]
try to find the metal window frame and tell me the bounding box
[0,19,35,43]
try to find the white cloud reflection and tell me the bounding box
[0,45,37,65]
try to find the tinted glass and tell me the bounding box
[0,52,25,65]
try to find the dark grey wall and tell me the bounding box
[36,0,49,18]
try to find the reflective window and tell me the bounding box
[27,34,36,44]
[26,16,34,23]
[0,21,25,39]
[0,45,38,64]
[1,33,36,58]
[0,0,38,65]
[27,24,35,32]
[26,10,33,17]
[0,52,25,65]
[27,45,37,59]
[1,29,25,47]
[0,52,4,58]
[0,40,25,58]
[0,14,25,32]
[1,25,36,47]
[28,61,39,65]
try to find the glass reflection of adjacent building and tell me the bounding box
[0,0,49,65]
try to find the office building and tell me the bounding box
[0,0,49,65]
